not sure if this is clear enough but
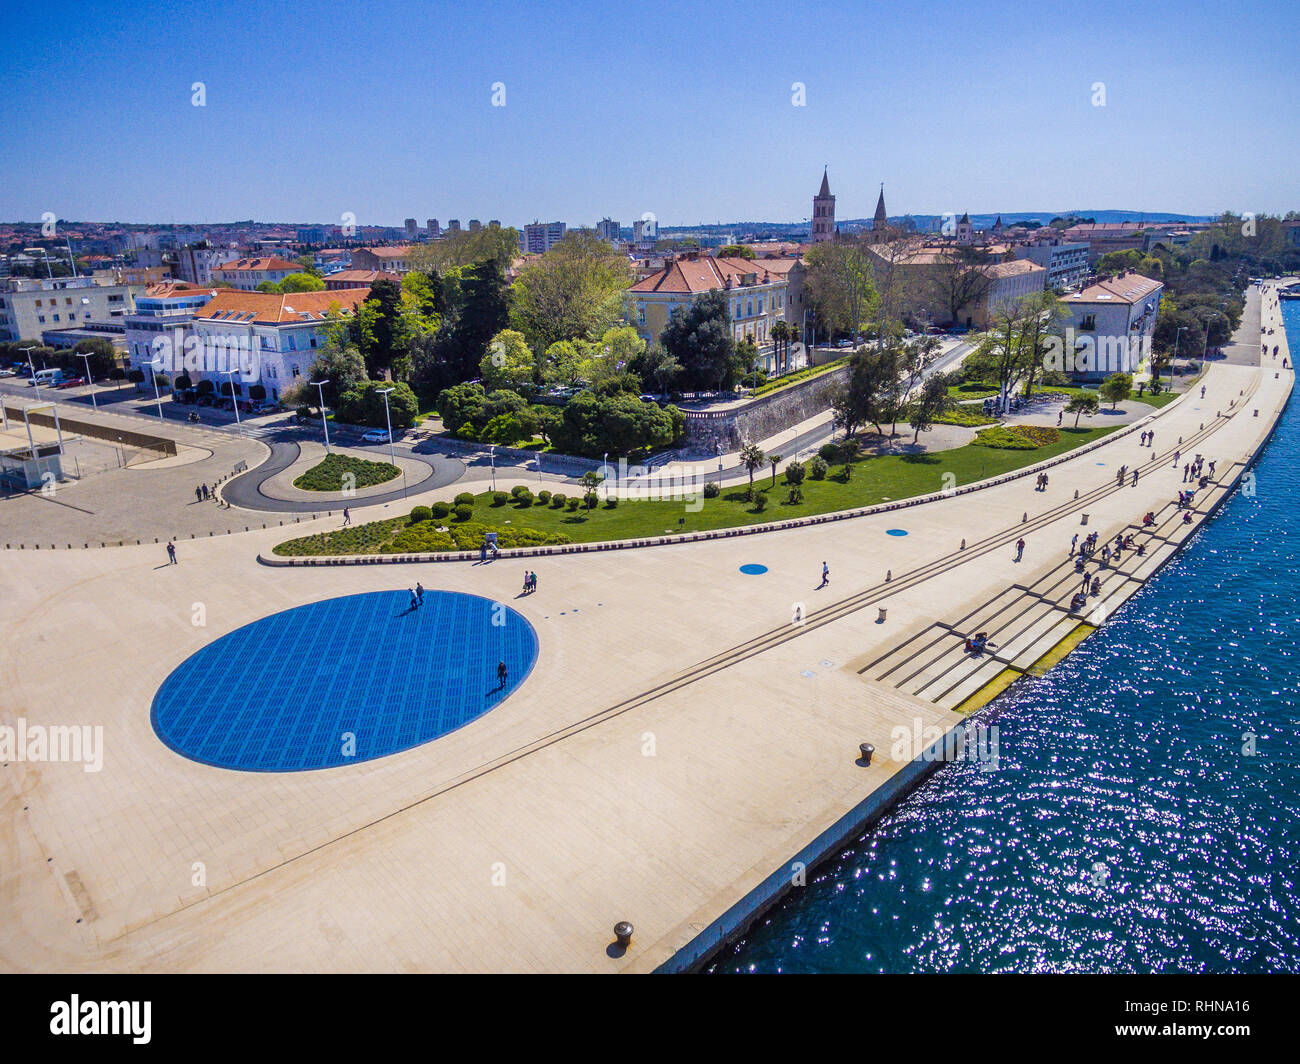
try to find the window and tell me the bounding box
[38,315,46,323]
[1080,314,1096,331]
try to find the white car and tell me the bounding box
[361,429,390,443]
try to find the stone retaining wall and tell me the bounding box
[682,365,848,452]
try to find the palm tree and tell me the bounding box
[768,453,782,486]
[739,443,766,494]
[771,321,788,376]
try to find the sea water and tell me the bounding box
[714,302,1300,973]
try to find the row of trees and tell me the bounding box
[829,338,954,441]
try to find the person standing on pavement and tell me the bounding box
[343,507,351,527]
[166,541,177,565]
[820,561,830,588]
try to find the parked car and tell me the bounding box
[361,428,390,443]
[54,376,87,389]
[0,367,16,378]
[251,402,278,415]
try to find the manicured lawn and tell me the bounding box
[276,425,1119,554]
[952,380,1183,411]
[292,452,401,492]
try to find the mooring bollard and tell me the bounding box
[1255,409,1259,417]
[1074,489,1079,499]
[859,742,875,766]
[614,921,633,948]
[886,569,892,582]
[1022,512,1028,523]
[960,538,966,550]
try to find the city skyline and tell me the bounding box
[2,0,1298,225]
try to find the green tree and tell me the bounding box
[909,372,955,442]
[805,239,878,339]
[481,329,536,391]
[1099,372,1132,410]
[660,290,741,392]
[739,443,766,493]
[510,231,632,351]
[336,380,419,429]
[279,272,326,293]
[1065,392,1100,427]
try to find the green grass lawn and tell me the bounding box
[276,425,1119,555]
[292,452,401,492]
[951,380,1183,411]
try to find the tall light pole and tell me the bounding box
[376,387,406,499]
[23,247,54,279]
[21,345,44,402]
[310,379,331,453]
[488,442,497,492]
[225,368,242,436]
[78,352,98,411]
[147,358,165,420]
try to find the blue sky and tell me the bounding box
[2,0,1297,226]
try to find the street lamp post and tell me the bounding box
[78,352,97,411]
[376,387,406,499]
[225,369,242,436]
[147,359,165,420]
[488,443,497,492]
[310,379,331,453]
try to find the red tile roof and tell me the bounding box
[629,255,789,295]
[1062,273,1162,304]
[323,269,400,287]
[192,288,368,325]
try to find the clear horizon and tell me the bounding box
[2,0,1296,226]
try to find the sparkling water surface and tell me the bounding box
[712,302,1300,974]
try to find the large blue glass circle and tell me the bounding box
[151,590,538,772]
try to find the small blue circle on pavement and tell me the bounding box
[151,590,537,772]
[739,564,768,575]
[885,529,908,536]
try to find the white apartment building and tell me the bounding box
[1013,240,1090,291]
[1059,272,1164,379]
[0,276,139,342]
[210,257,302,291]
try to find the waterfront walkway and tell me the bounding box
[0,286,1291,973]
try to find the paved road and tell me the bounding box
[222,440,466,513]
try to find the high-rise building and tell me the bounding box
[447,219,461,233]
[523,221,567,254]
[488,219,501,228]
[427,218,440,238]
[468,219,482,232]
[404,218,418,239]
[812,169,835,243]
[596,218,620,243]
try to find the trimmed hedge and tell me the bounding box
[292,453,400,492]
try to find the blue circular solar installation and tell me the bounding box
[151,590,538,772]
[739,563,768,575]
[885,529,908,537]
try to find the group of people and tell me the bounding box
[1138,429,1156,448]
[193,483,214,502]
[1181,454,1214,483]
[521,570,538,594]
[1034,472,1050,492]
[408,582,426,609]
[964,632,992,655]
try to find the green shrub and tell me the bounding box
[515,489,534,506]
[840,463,853,481]
[785,460,806,486]
[752,493,768,512]
[453,503,473,521]
[538,490,552,505]
[510,485,528,498]
[818,443,840,463]
[566,496,581,511]
[703,481,721,499]
[491,491,509,506]
[786,486,804,504]
[454,492,475,507]
[551,493,566,508]
[292,452,400,492]
[430,501,451,519]
[809,456,828,480]
[604,496,618,508]
[409,505,433,524]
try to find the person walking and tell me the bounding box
[480,542,487,564]
[1201,384,1207,398]
[530,571,537,593]
[820,561,829,588]
[409,588,419,610]
[166,540,177,565]
[1070,533,1078,556]
[416,582,424,605]
[1183,464,1190,482]
[1057,410,1063,426]
[1132,469,1139,486]
[194,485,202,503]
[1173,449,1180,468]
[523,571,531,594]
[1148,431,1155,449]
[343,507,351,527]
[1015,537,1025,562]
[497,661,508,689]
